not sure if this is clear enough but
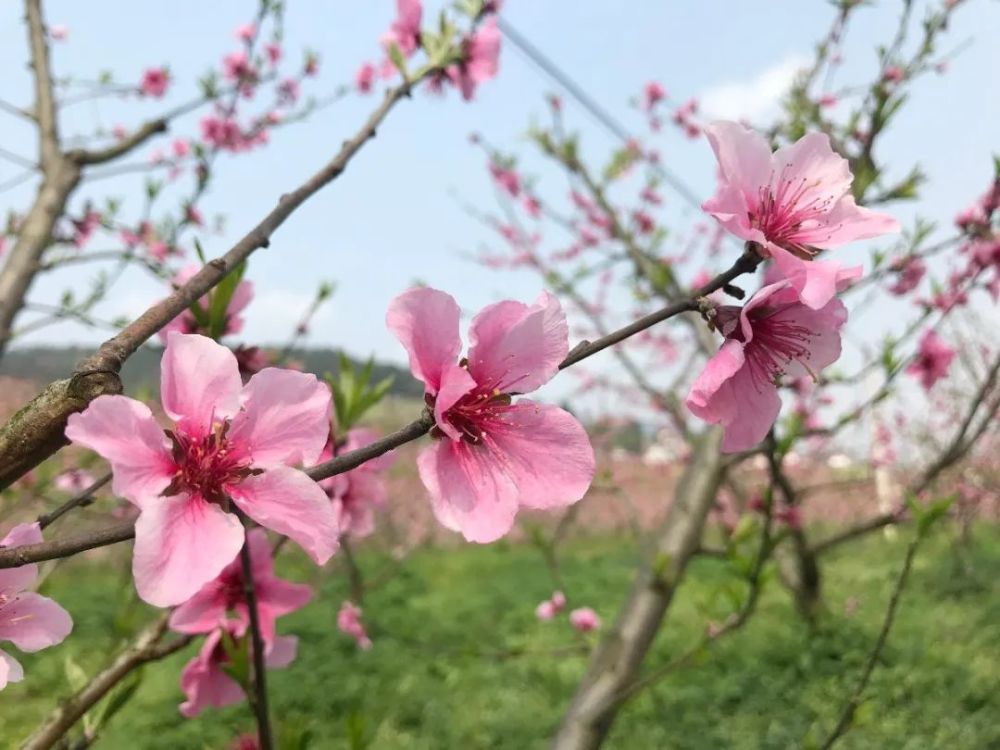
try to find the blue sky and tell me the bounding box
[0,1,997,411]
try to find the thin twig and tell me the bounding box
[237,515,274,750]
[818,535,921,749]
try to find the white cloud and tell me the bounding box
[700,54,809,123]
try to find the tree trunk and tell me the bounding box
[551,427,724,750]
[0,163,80,359]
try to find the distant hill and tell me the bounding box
[0,346,424,398]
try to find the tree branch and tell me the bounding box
[0,249,762,568]
[18,614,192,750]
[238,516,274,750]
[24,0,60,168]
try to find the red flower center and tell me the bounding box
[163,424,254,503]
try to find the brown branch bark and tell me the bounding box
[0,251,759,570]
[551,427,724,750]
[19,614,192,750]
[0,80,425,490]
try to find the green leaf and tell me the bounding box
[94,668,144,730]
[387,42,408,82]
[206,262,247,340]
[64,655,88,692]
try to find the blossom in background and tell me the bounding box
[65,333,337,607]
[686,268,858,452]
[319,428,394,539]
[233,22,256,43]
[337,600,372,650]
[169,528,312,642]
[355,62,376,94]
[702,121,899,309]
[387,287,595,543]
[179,627,297,717]
[0,523,73,690]
[569,607,601,632]
[489,161,521,197]
[643,81,666,110]
[157,265,254,343]
[907,329,955,390]
[535,590,567,621]
[54,468,96,494]
[140,67,170,98]
[447,17,502,101]
[48,24,68,41]
[887,255,927,296]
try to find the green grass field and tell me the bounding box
[3,526,998,749]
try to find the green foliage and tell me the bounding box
[2,530,997,748]
[329,354,395,432]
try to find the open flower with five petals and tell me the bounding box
[66,333,337,607]
[702,121,899,309]
[386,287,595,543]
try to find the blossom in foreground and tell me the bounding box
[140,67,170,98]
[447,17,502,101]
[66,333,337,607]
[387,287,595,543]
[686,269,858,452]
[907,329,955,390]
[169,528,312,643]
[0,523,73,690]
[702,121,899,309]
[319,429,394,539]
[157,265,253,343]
[569,607,601,632]
[180,627,297,717]
[337,601,372,650]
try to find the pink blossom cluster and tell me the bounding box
[66,333,338,607]
[337,601,372,650]
[0,524,73,690]
[319,428,394,539]
[157,265,254,343]
[387,288,596,542]
[172,530,309,717]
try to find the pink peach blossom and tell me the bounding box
[907,330,955,390]
[702,121,899,309]
[381,0,422,59]
[54,468,96,494]
[337,601,372,650]
[569,607,601,632]
[355,62,376,94]
[169,528,312,642]
[447,17,501,101]
[319,428,394,539]
[172,138,191,159]
[643,81,666,110]
[386,287,595,543]
[179,627,297,717]
[0,523,73,690]
[233,22,256,43]
[157,265,253,343]
[887,255,926,295]
[265,42,282,65]
[686,269,857,452]
[535,599,557,621]
[535,590,567,621]
[48,24,68,41]
[140,67,170,98]
[65,333,337,607]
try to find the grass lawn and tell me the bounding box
[3,526,998,749]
